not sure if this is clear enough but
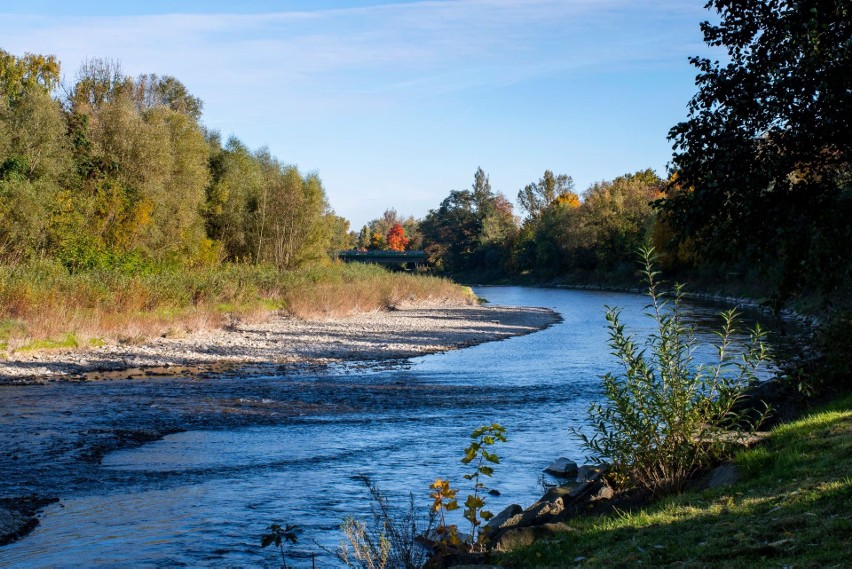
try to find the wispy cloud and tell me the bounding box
[1,0,706,118]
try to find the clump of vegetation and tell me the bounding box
[430,423,507,554]
[501,394,852,568]
[0,260,473,355]
[574,248,770,495]
[338,476,433,569]
[260,522,300,569]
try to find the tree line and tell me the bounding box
[411,166,665,283]
[0,51,349,272]
[3,0,849,308]
[412,0,851,306]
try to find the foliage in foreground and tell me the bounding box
[663,0,852,301]
[260,522,300,569]
[0,261,473,354]
[431,423,507,555]
[338,476,433,569]
[502,394,852,568]
[575,248,770,495]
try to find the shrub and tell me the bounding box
[338,475,433,569]
[575,248,770,495]
[430,423,507,554]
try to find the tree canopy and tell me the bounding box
[662,0,852,299]
[0,50,341,271]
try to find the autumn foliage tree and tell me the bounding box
[386,223,409,252]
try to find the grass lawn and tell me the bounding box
[498,394,852,568]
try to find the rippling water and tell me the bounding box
[0,287,777,567]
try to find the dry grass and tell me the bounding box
[0,261,474,354]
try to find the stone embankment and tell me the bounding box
[482,453,754,555]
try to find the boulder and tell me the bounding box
[518,497,565,527]
[576,464,606,483]
[539,485,575,504]
[592,483,614,501]
[691,463,741,490]
[484,504,523,533]
[491,522,574,552]
[544,457,578,478]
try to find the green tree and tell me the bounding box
[0,49,61,103]
[581,169,663,272]
[59,60,211,266]
[131,73,203,121]
[420,189,479,272]
[517,170,574,221]
[0,49,69,262]
[251,152,331,268]
[662,0,852,300]
[422,168,517,274]
[326,212,354,256]
[205,135,265,261]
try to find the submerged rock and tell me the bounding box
[0,496,59,546]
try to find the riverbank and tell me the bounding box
[496,393,852,568]
[0,301,561,384]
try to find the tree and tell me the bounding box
[205,135,264,261]
[0,49,61,103]
[386,223,409,251]
[131,73,203,121]
[517,170,574,220]
[326,212,354,256]
[420,189,479,272]
[581,169,663,271]
[422,168,517,274]
[0,49,69,262]
[662,0,852,299]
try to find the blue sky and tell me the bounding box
[0,1,714,230]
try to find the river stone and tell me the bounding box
[540,485,575,504]
[593,483,614,501]
[484,504,523,532]
[544,457,578,478]
[706,463,740,489]
[518,497,565,527]
[492,522,574,552]
[576,464,606,482]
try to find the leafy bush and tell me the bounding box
[575,248,770,495]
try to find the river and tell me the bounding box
[0,287,776,567]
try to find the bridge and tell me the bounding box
[338,250,429,270]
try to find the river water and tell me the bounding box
[0,287,776,568]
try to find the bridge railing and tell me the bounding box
[338,250,429,268]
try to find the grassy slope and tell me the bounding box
[500,394,852,568]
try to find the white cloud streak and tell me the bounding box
[2,0,706,116]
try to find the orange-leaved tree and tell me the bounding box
[386,223,409,252]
